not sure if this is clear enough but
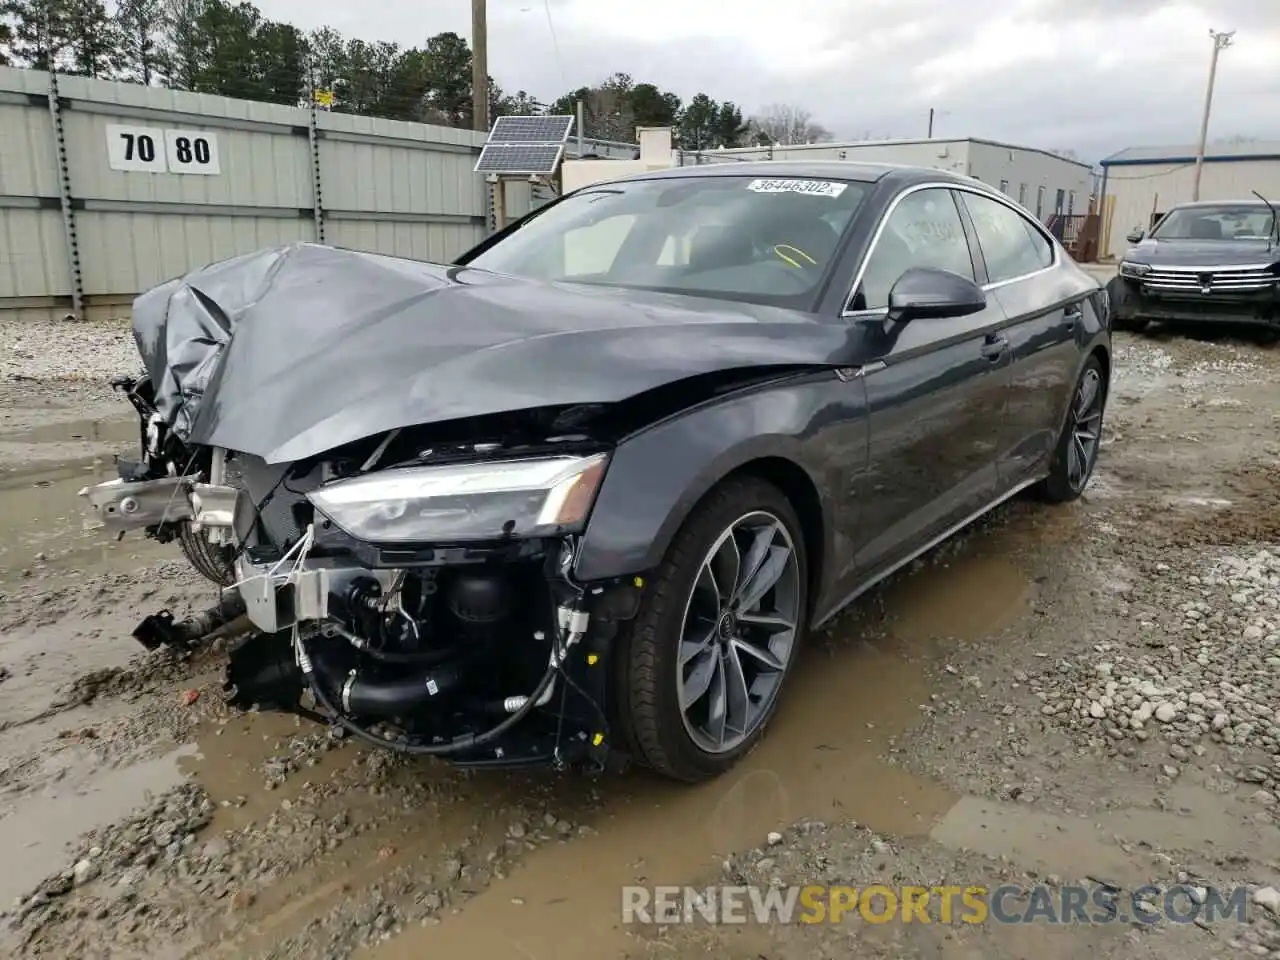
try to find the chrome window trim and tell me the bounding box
[841,181,1060,317]
[1129,262,1278,273]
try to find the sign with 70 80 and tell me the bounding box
[105,124,221,175]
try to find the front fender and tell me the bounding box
[573,373,868,592]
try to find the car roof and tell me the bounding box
[603,160,975,188]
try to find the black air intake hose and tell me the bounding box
[310,644,468,718]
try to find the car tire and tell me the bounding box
[613,477,808,782]
[1035,355,1107,504]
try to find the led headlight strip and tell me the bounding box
[306,453,609,543]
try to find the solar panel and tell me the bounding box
[474,142,565,175]
[488,115,575,144]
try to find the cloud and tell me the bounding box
[256,0,1280,163]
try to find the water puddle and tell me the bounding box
[0,744,195,905]
[361,534,1036,960]
[2,416,138,447]
[0,454,170,586]
[931,779,1261,889]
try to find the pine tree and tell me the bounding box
[64,0,115,76]
[114,0,165,84]
[2,0,73,70]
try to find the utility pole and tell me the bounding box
[471,0,489,133]
[927,107,934,138]
[1192,28,1234,201]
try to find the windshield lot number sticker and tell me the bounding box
[747,179,847,197]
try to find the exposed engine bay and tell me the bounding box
[83,372,654,770]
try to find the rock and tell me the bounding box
[507,821,527,840]
[1154,702,1178,723]
[1252,789,1277,807]
[1252,887,1280,913]
[1089,702,1107,719]
[442,858,462,882]
[1168,744,1189,761]
[766,831,783,847]
[73,859,100,886]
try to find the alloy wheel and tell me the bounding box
[1066,367,1104,492]
[676,511,801,754]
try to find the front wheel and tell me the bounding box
[1035,355,1107,503]
[614,477,808,782]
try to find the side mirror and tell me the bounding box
[885,267,986,325]
[1125,230,1144,244]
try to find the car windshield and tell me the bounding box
[1151,204,1277,241]
[462,175,872,309]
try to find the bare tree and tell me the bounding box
[748,103,832,146]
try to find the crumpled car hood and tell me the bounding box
[132,243,858,464]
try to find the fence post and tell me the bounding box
[306,69,325,243]
[47,69,85,320]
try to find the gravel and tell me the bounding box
[1,318,140,382]
[1036,546,1280,764]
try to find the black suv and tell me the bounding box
[1110,199,1279,335]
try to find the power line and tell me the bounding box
[542,0,566,91]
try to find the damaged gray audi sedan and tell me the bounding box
[82,161,1111,782]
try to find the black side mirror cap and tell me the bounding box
[885,267,987,325]
[1126,231,1144,244]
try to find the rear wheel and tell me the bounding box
[1036,356,1107,504]
[614,477,807,782]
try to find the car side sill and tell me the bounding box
[811,475,1045,630]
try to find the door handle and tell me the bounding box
[980,335,1008,360]
[1064,306,1083,323]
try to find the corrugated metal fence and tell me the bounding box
[1,66,504,322]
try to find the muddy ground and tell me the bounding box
[2,314,1279,960]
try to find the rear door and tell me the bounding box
[956,189,1082,490]
[843,186,1011,581]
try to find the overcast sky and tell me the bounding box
[257,0,1279,164]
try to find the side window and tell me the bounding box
[961,192,1054,284]
[854,188,974,311]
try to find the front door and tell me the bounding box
[957,190,1082,488]
[844,186,1010,579]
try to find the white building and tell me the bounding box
[691,137,1094,224]
[1099,140,1280,259]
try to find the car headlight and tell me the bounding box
[1119,261,1151,278]
[307,453,609,543]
